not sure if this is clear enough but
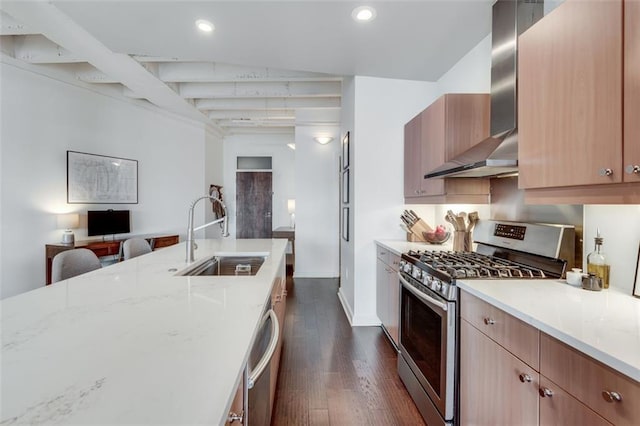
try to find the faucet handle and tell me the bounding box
[193,242,198,251]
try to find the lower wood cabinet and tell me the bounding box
[540,334,640,426]
[460,319,540,426]
[459,290,639,426]
[375,245,400,347]
[538,375,612,426]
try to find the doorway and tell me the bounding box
[236,171,273,238]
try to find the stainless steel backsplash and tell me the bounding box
[489,177,583,266]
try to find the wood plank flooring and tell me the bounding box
[271,278,426,426]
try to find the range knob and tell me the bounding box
[440,282,449,296]
[403,263,412,273]
[412,267,422,280]
[423,275,432,285]
[431,279,442,292]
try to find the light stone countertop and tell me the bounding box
[458,279,640,382]
[0,238,287,425]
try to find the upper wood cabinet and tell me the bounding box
[404,94,491,204]
[625,0,640,182]
[518,0,640,203]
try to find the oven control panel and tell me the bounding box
[494,223,526,240]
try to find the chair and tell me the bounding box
[51,248,102,283]
[122,238,152,260]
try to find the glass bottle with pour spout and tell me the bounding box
[587,229,610,289]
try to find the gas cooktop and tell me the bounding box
[404,250,548,279]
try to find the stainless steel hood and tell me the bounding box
[425,0,543,179]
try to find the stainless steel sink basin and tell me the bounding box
[179,256,265,276]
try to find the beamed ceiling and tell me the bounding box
[0,1,492,135]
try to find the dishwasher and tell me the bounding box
[229,306,279,426]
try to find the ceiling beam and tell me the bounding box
[215,119,295,128]
[0,11,36,35]
[1,2,211,125]
[11,34,83,63]
[179,81,341,99]
[158,62,341,83]
[207,109,295,120]
[196,97,341,110]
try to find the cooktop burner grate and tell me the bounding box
[406,250,547,279]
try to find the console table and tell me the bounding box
[272,226,294,273]
[45,234,179,285]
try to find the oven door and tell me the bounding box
[398,272,456,421]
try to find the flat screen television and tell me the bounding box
[87,210,131,236]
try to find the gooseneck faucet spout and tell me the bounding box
[186,195,229,262]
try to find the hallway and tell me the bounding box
[272,278,426,426]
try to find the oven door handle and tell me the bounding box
[398,272,448,312]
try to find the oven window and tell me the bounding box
[401,287,442,396]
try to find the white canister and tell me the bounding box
[566,268,586,286]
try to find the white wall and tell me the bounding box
[339,76,356,320]
[222,133,295,240]
[295,125,340,278]
[437,34,491,95]
[0,61,207,299]
[345,76,439,325]
[583,206,640,295]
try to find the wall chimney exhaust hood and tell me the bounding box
[425,0,543,179]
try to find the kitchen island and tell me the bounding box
[1,238,287,425]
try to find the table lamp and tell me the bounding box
[287,199,295,228]
[57,213,80,244]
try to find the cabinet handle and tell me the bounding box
[599,168,613,177]
[625,165,640,174]
[602,390,622,403]
[227,411,244,423]
[385,268,393,273]
[379,251,387,256]
[539,387,554,398]
[483,317,496,325]
[519,373,532,383]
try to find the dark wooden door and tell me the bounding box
[236,172,273,238]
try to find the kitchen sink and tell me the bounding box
[178,256,266,276]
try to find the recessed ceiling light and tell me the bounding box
[352,6,376,22]
[195,19,214,33]
[287,143,296,150]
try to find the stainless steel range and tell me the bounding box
[397,220,575,426]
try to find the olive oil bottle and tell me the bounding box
[587,229,610,289]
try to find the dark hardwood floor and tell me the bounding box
[271,278,426,426]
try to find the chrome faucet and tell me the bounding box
[186,195,230,262]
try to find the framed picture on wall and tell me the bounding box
[67,151,138,204]
[342,169,349,204]
[342,207,349,241]
[633,242,640,298]
[342,131,350,170]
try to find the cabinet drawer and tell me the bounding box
[376,245,389,264]
[539,375,612,426]
[388,253,401,272]
[461,291,539,369]
[540,334,640,426]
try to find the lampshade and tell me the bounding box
[314,136,333,145]
[57,213,79,230]
[287,199,296,214]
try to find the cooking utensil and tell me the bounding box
[446,210,461,231]
[467,211,479,232]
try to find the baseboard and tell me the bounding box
[336,287,354,326]
[336,288,381,327]
[351,314,382,327]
